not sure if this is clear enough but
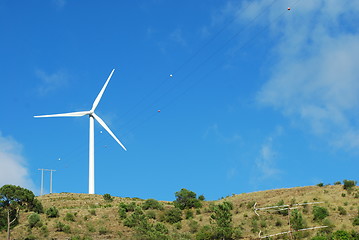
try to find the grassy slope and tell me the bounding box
[1,185,359,239]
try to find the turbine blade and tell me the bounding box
[92,113,127,151]
[91,69,115,112]
[34,111,91,118]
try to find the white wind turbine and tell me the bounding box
[34,69,126,194]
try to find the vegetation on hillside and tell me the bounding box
[1,180,359,239]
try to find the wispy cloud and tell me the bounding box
[203,123,241,143]
[226,0,359,151]
[0,133,36,192]
[36,69,68,96]
[255,127,283,179]
[169,28,186,46]
[52,0,66,9]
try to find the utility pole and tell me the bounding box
[49,169,56,193]
[38,168,56,195]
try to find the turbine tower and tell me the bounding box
[34,69,126,194]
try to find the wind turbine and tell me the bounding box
[34,69,126,194]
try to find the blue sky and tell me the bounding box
[1,0,359,201]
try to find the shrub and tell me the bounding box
[64,212,75,222]
[276,200,288,216]
[46,206,59,218]
[103,193,113,202]
[291,209,306,230]
[31,199,44,214]
[119,202,136,212]
[24,235,37,240]
[338,206,347,215]
[99,226,108,235]
[142,199,163,210]
[317,183,324,187]
[275,219,282,226]
[188,220,199,233]
[311,235,327,240]
[63,224,71,233]
[185,209,194,219]
[146,210,156,219]
[119,208,127,219]
[55,221,70,233]
[353,216,359,226]
[334,181,341,185]
[28,213,41,228]
[343,180,357,190]
[162,208,182,224]
[88,209,96,216]
[174,188,202,210]
[196,225,213,240]
[123,207,146,228]
[198,195,205,201]
[333,230,352,240]
[87,223,96,232]
[313,206,329,221]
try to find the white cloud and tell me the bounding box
[203,123,241,143]
[36,69,68,96]
[0,133,36,192]
[226,0,359,150]
[255,128,282,179]
[52,0,66,9]
[169,28,186,46]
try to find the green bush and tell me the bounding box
[31,199,44,214]
[317,183,324,187]
[313,206,329,221]
[118,207,127,219]
[182,220,195,233]
[185,209,194,219]
[119,202,136,212]
[55,221,70,233]
[46,206,59,218]
[196,225,214,240]
[353,216,359,226]
[174,188,202,210]
[103,193,113,202]
[343,179,357,190]
[64,212,75,222]
[88,209,96,216]
[142,199,163,210]
[28,213,41,228]
[338,206,347,215]
[162,208,182,224]
[146,210,156,219]
[123,207,146,228]
[198,195,205,201]
[333,230,352,240]
[334,181,342,185]
[99,226,108,235]
[291,209,306,230]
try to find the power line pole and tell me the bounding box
[49,169,56,193]
[38,169,56,195]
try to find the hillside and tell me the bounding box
[1,184,359,239]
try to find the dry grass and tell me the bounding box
[1,185,358,239]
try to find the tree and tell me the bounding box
[0,185,40,240]
[343,180,357,191]
[173,188,202,210]
[210,201,237,239]
[290,209,306,230]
